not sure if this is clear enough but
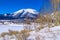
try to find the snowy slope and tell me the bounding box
[13,9,39,19]
[27,26,60,40]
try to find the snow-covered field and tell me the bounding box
[0,23,60,40]
[27,26,60,40]
[0,23,39,34]
[0,24,24,34]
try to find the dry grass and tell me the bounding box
[0,29,30,40]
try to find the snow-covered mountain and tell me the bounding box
[13,9,39,19]
[0,9,39,20]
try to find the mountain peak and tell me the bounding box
[13,9,38,16]
[0,9,39,20]
[13,9,39,19]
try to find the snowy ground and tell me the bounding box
[0,23,60,40]
[0,22,39,34]
[27,26,60,40]
[0,24,24,34]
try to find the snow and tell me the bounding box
[13,9,38,18]
[50,26,60,31]
[1,23,60,40]
[25,9,38,14]
[0,24,24,34]
[0,37,3,40]
[14,9,38,15]
[27,25,60,40]
[0,23,39,34]
[13,9,25,16]
[4,14,7,16]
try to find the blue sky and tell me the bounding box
[0,0,51,14]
